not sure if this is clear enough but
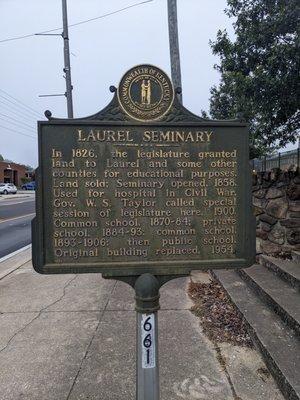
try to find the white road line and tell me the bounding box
[0,213,35,224]
[0,201,35,207]
[1,201,25,205]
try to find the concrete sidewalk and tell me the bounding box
[0,251,284,400]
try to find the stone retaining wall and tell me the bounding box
[253,170,300,256]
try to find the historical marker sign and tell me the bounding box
[32,65,255,277]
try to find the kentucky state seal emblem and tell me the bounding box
[117,64,174,122]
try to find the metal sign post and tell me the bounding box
[135,274,160,400]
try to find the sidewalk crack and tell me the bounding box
[0,312,41,354]
[42,275,78,312]
[65,280,117,400]
[0,258,32,281]
[0,275,77,354]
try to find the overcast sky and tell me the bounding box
[0,0,295,168]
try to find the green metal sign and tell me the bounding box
[32,65,255,277]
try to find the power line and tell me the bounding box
[0,124,37,139]
[0,113,36,130]
[0,99,40,121]
[0,94,41,119]
[0,89,41,116]
[0,0,153,44]
[0,88,42,117]
[0,95,41,119]
[0,116,36,134]
[0,101,39,123]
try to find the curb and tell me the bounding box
[0,244,32,280]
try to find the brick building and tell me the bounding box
[0,161,27,186]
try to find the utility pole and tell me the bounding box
[167,0,182,103]
[36,0,74,117]
[62,0,74,118]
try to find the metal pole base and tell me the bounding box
[135,274,160,400]
[137,312,159,400]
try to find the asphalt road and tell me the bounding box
[0,197,35,258]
